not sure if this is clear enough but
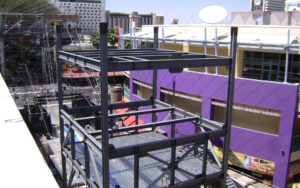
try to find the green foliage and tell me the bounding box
[90,28,118,49]
[108,28,118,47]
[90,32,100,49]
[124,39,132,49]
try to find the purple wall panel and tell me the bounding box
[130,70,299,187]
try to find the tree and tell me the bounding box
[90,28,118,49]
[90,32,100,49]
[108,28,118,47]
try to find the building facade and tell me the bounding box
[106,11,164,34]
[251,0,286,11]
[106,11,130,34]
[50,0,105,34]
[232,11,300,25]
[124,24,300,187]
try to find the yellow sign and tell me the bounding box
[292,183,300,188]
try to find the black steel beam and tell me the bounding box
[109,106,173,119]
[74,105,173,123]
[155,100,222,130]
[64,100,152,115]
[169,171,224,188]
[58,51,232,72]
[62,148,98,188]
[109,129,226,159]
[61,110,103,155]
[91,116,199,136]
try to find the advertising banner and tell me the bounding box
[214,146,275,176]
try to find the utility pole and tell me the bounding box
[0,7,5,78]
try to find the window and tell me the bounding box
[161,88,202,114]
[242,51,300,83]
[212,99,281,135]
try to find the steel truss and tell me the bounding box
[56,22,238,188]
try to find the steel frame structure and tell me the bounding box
[56,22,238,188]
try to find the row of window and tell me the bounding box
[242,51,300,83]
[62,2,102,6]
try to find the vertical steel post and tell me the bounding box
[0,10,5,78]
[135,114,139,126]
[221,27,238,187]
[100,22,110,188]
[154,27,159,49]
[71,127,76,159]
[284,30,290,83]
[204,27,208,73]
[133,22,137,49]
[152,27,159,127]
[119,27,125,49]
[55,21,67,188]
[194,118,200,156]
[202,141,208,176]
[84,141,90,180]
[215,28,219,75]
[130,28,134,49]
[170,108,176,185]
[162,27,166,49]
[134,151,139,188]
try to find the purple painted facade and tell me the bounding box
[130,69,299,188]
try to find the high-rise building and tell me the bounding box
[251,0,286,11]
[50,0,105,34]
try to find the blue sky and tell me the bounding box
[106,0,251,24]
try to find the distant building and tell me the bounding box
[106,11,130,34]
[232,0,300,25]
[231,11,300,25]
[106,11,164,34]
[50,0,106,34]
[251,0,286,11]
[286,0,300,11]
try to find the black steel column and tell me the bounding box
[221,27,238,187]
[84,141,90,180]
[100,22,110,188]
[134,151,139,188]
[194,118,200,156]
[71,127,76,159]
[152,27,159,128]
[170,108,176,185]
[56,21,67,188]
[202,140,208,176]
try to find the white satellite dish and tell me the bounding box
[199,5,227,24]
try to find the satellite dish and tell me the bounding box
[199,5,227,24]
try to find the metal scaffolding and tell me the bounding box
[56,22,238,188]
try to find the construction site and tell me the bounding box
[1,0,300,188]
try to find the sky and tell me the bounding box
[106,0,251,24]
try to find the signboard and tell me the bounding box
[214,146,275,176]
